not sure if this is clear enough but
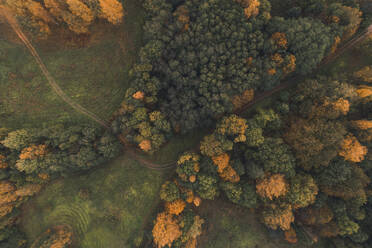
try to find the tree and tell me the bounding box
[327,3,362,40]
[338,135,368,162]
[354,66,372,83]
[184,215,204,245]
[98,0,124,25]
[139,139,152,152]
[160,181,180,202]
[39,225,73,248]
[297,205,334,226]
[262,204,294,231]
[240,183,258,208]
[356,85,372,98]
[152,212,182,248]
[220,182,242,204]
[15,184,42,197]
[216,115,248,143]
[251,138,296,178]
[287,174,318,209]
[284,118,346,170]
[337,215,359,236]
[318,161,370,201]
[19,144,47,160]
[165,199,186,216]
[0,155,8,169]
[351,120,372,130]
[176,152,200,180]
[200,135,226,157]
[271,32,288,49]
[212,153,240,183]
[245,125,265,147]
[284,227,298,244]
[5,0,124,36]
[232,89,254,110]
[256,174,288,200]
[1,129,34,150]
[195,174,219,200]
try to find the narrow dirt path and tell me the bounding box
[0,6,110,129]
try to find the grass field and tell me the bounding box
[0,0,145,130]
[320,44,372,79]
[20,154,167,248]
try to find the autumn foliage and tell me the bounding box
[354,66,372,83]
[356,85,372,98]
[298,206,334,226]
[212,153,240,183]
[132,91,145,100]
[283,54,296,74]
[271,32,288,49]
[0,155,8,169]
[165,199,186,216]
[5,0,124,36]
[40,225,73,248]
[139,139,152,152]
[339,135,368,162]
[232,89,254,110]
[0,181,17,218]
[152,212,182,248]
[284,227,298,244]
[352,120,372,130]
[263,204,294,231]
[256,174,288,200]
[98,0,124,25]
[19,144,47,160]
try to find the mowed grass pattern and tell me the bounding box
[20,154,165,248]
[0,0,145,129]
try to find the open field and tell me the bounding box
[0,0,145,130]
[20,154,167,248]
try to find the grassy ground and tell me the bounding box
[0,0,145,130]
[197,199,329,248]
[320,44,372,79]
[20,153,167,248]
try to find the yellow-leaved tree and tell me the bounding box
[152,212,182,248]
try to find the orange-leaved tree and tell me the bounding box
[256,174,288,200]
[212,153,240,183]
[352,120,372,130]
[152,212,182,248]
[339,135,368,162]
[165,199,186,216]
[271,32,287,49]
[356,85,372,98]
[98,0,124,25]
[234,0,261,19]
[19,144,47,160]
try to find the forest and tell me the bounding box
[0,0,371,247]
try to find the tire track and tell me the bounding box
[0,6,110,129]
